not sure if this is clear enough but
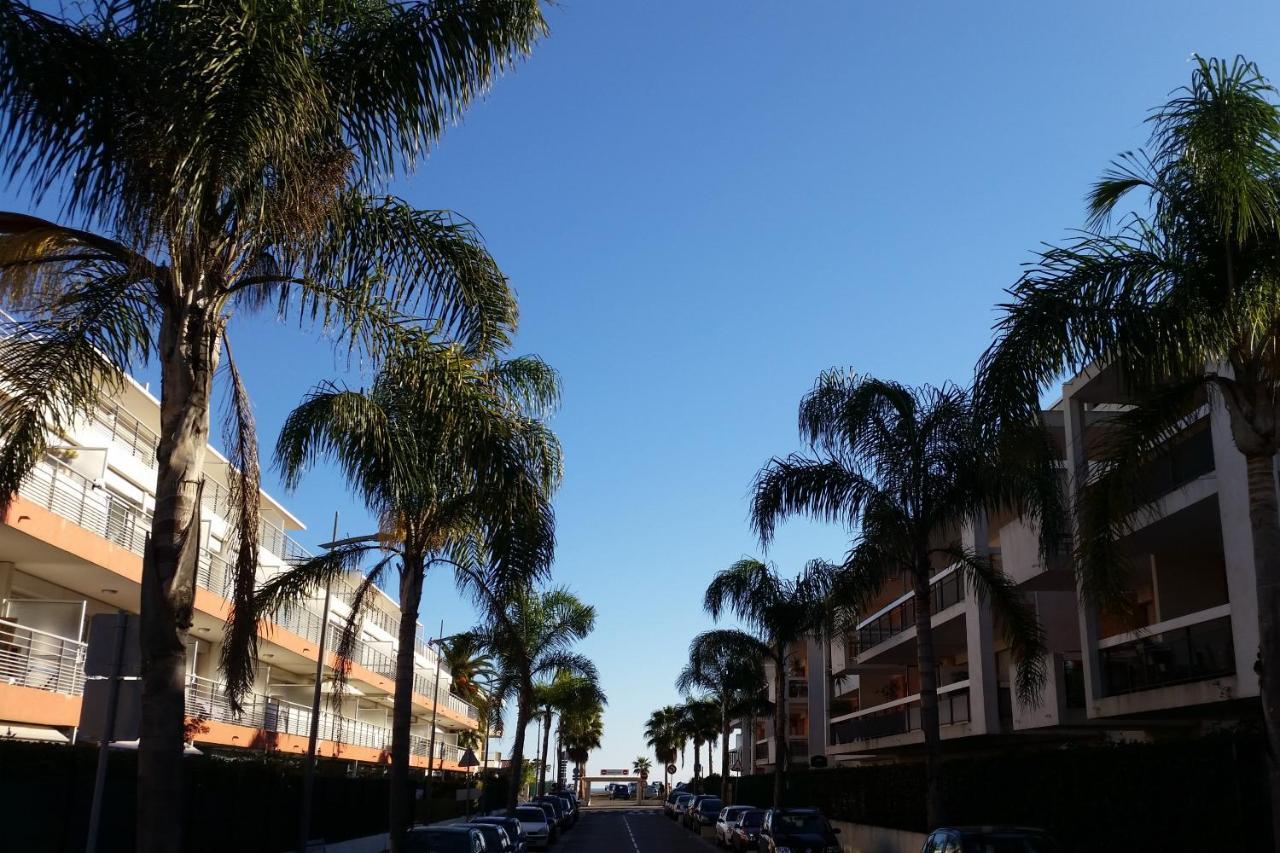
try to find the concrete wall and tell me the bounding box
[831,820,927,853]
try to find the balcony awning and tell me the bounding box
[0,724,70,743]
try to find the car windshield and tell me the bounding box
[778,813,828,833]
[405,830,471,853]
[698,800,723,813]
[964,836,1060,853]
[516,808,547,822]
[740,812,764,828]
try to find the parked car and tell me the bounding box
[514,804,556,849]
[611,784,632,800]
[664,789,689,818]
[758,807,841,852]
[532,796,568,830]
[715,805,755,846]
[688,796,723,832]
[920,827,1060,852]
[682,795,716,829]
[470,816,528,853]
[458,823,513,853]
[404,826,488,853]
[671,793,695,821]
[728,809,765,851]
[526,802,560,843]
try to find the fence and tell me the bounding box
[0,620,86,696]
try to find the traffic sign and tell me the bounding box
[665,763,677,775]
[599,768,630,776]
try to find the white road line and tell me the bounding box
[622,815,642,853]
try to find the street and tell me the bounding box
[554,808,718,853]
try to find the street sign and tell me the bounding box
[731,759,742,772]
[598,768,630,776]
[78,678,142,742]
[665,763,678,775]
[458,748,479,768]
[84,613,141,677]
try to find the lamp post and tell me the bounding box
[297,512,340,853]
[425,620,445,780]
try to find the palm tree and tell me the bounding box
[443,633,498,705]
[0,3,547,848]
[645,705,683,793]
[532,671,606,794]
[752,373,1060,825]
[562,702,604,797]
[676,631,766,795]
[476,586,598,810]
[700,560,830,806]
[678,697,720,794]
[247,340,561,851]
[975,56,1280,839]
[632,756,652,794]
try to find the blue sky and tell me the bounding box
[6,0,1280,782]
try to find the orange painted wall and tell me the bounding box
[0,682,81,727]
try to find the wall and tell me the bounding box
[831,820,927,853]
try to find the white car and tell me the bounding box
[514,804,555,850]
[715,805,755,846]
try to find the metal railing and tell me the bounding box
[90,402,159,468]
[852,570,965,655]
[829,685,970,744]
[14,457,476,722]
[0,620,86,697]
[1099,615,1235,697]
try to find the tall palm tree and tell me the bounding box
[247,340,561,851]
[678,697,720,793]
[532,671,606,794]
[752,373,1060,825]
[562,702,604,797]
[632,756,652,794]
[0,3,547,849]
[443,633,498,706]
[644,705,683,793]
[700,560,830,806]
[476,586,598,811]
[676,631,766,794]
[975,56,1280,840]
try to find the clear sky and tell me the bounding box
[6,0,1280,783]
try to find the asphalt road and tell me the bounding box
[554,808,719,853]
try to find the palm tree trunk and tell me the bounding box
[506,690,533,811]
[771,647,788,808]
[538,707,553,794]
[1244,452,1280,846]
[913,558,944,828]
[138,305,220,853]
[388,555,425,853]
[719,696,730,801]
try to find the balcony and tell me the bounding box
[0,621,86,697]
[13,458,477,723]
[1098,610,1234,697]
[850,570,965,656]
[829,682,970,745]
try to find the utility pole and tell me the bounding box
[298,512,338,853]
[425,620,445,779]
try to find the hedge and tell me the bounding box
[0,741,471,852]
[732,733,1272,853]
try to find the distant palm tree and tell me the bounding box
[752,373,1060,824]
[677,631,766,791]
[247,342,561,851]
[562,703,604,796]
[532,671,606,793]
[700,560,830,806]
[975,56,1280,841]
[632,756,653,792]
[678,697,721,793]
[476,587,598,810]
[0,3,547,847]
[645,705,684,793]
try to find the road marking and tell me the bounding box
[622,815,642,853]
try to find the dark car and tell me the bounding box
[514,804,555,849]
[670,793,695,821]
[729,809,765,851]
[683,795,718,830]
[920,827,1060,853]
[689,796,723,833]
[528,801,560,842]
[404,826,487,853]
[758,807,840,852]
[664,789,689,818]
[611,785,632,800]
[458,823,513,853]
[532,796,569,830]
[549,795,576,826]
[471,817,528,852]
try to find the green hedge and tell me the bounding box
[733,734,1272,852]
[0,741,470,852]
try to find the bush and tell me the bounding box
[732,733,1272,853]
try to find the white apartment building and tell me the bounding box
[824,362,1257,762]
[0,326,480,769]
[731,634,830,774]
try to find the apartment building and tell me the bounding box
[0,344,480,771]
[730,635,829,774]
[824,361,1258,763]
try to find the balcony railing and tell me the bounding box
[852,570,965,655]
[90,402,159,468]
[0,620,86,697]
[829,683,970,744]
[410,733,465,765]
[14,458,476,722]
[1099,613,1235,697]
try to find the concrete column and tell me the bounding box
[1208,393,1262,698]
[1063,394,1104,709]
[0,561,13,615]
[807,635,827,760]
[962,516,1000,735]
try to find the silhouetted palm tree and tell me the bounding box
[676,631,766,791]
